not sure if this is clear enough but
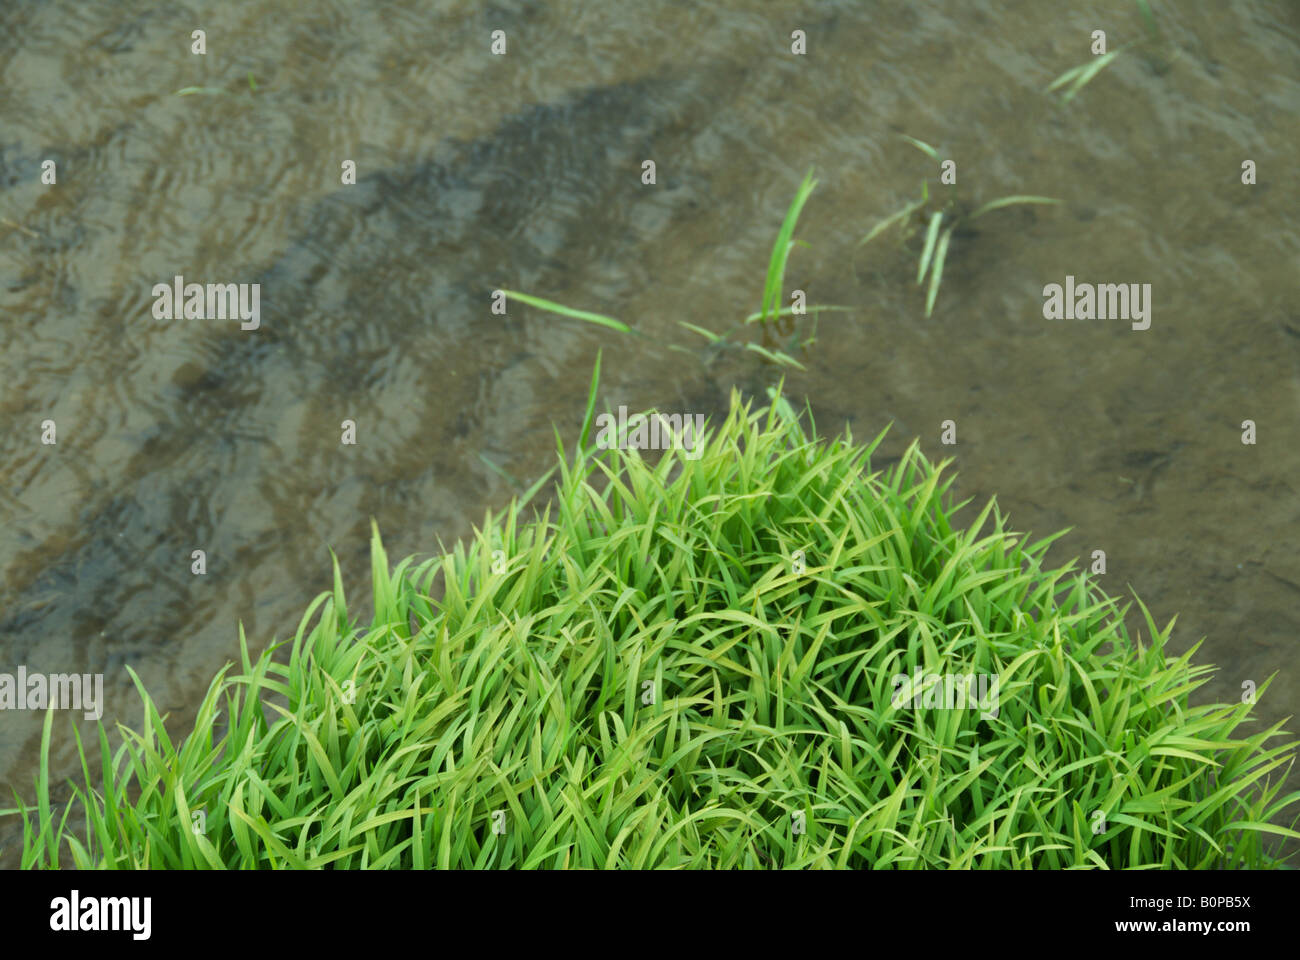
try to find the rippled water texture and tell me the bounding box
[1,0,1298,864]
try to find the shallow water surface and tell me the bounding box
[1,0,1298,864]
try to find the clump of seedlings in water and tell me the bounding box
[858,136,1061,317]
[5,372,1298,868]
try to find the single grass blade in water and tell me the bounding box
[924,225,954,317]
[678,320,726,343]
[499,289,632,334]
[744,342,806,370]
[860,182,930,247]
[968,195,1061,220]
[743,304,851,326]
[477,452,524,491]
[917,212,944,285]
[578,347,602,453]
[760,168,818,324]
[1047,47,1127,104]
[899,135,941,162]
[1136,0,1159,39]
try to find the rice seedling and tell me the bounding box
[4,372,1297,869]
[668,167,851,369]
[860,137,1060,316]
[508,169,850,372]
[745,167,818,343]
[1046,1,1163,104]
[1046,46,1132,105]
[741,167,851,364]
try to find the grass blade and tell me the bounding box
[745,342,807,370]
[1136,0,1159,39]
[677,321,725,343]
[760,168,818,323]
[917,212,943,284]
[968,196,1062,220]
[924,225,954,317]
[579,348,602,453]
[500,290,631,334]
[899,135,940,162]
[478,453,523,491]
[1049,48,1125,104]
[860,181,929,247]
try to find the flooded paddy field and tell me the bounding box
[1,0,1298,866]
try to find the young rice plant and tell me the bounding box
[860,136,1060,317]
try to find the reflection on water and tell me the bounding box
[1,0,1298,865]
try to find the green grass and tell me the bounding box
[3,376,1297,869]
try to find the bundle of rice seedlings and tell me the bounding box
[5,384,1297,868]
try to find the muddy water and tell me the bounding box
[1,0,1298,866]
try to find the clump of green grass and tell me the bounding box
[860,136,1060,316]
[4,381,1297,868]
